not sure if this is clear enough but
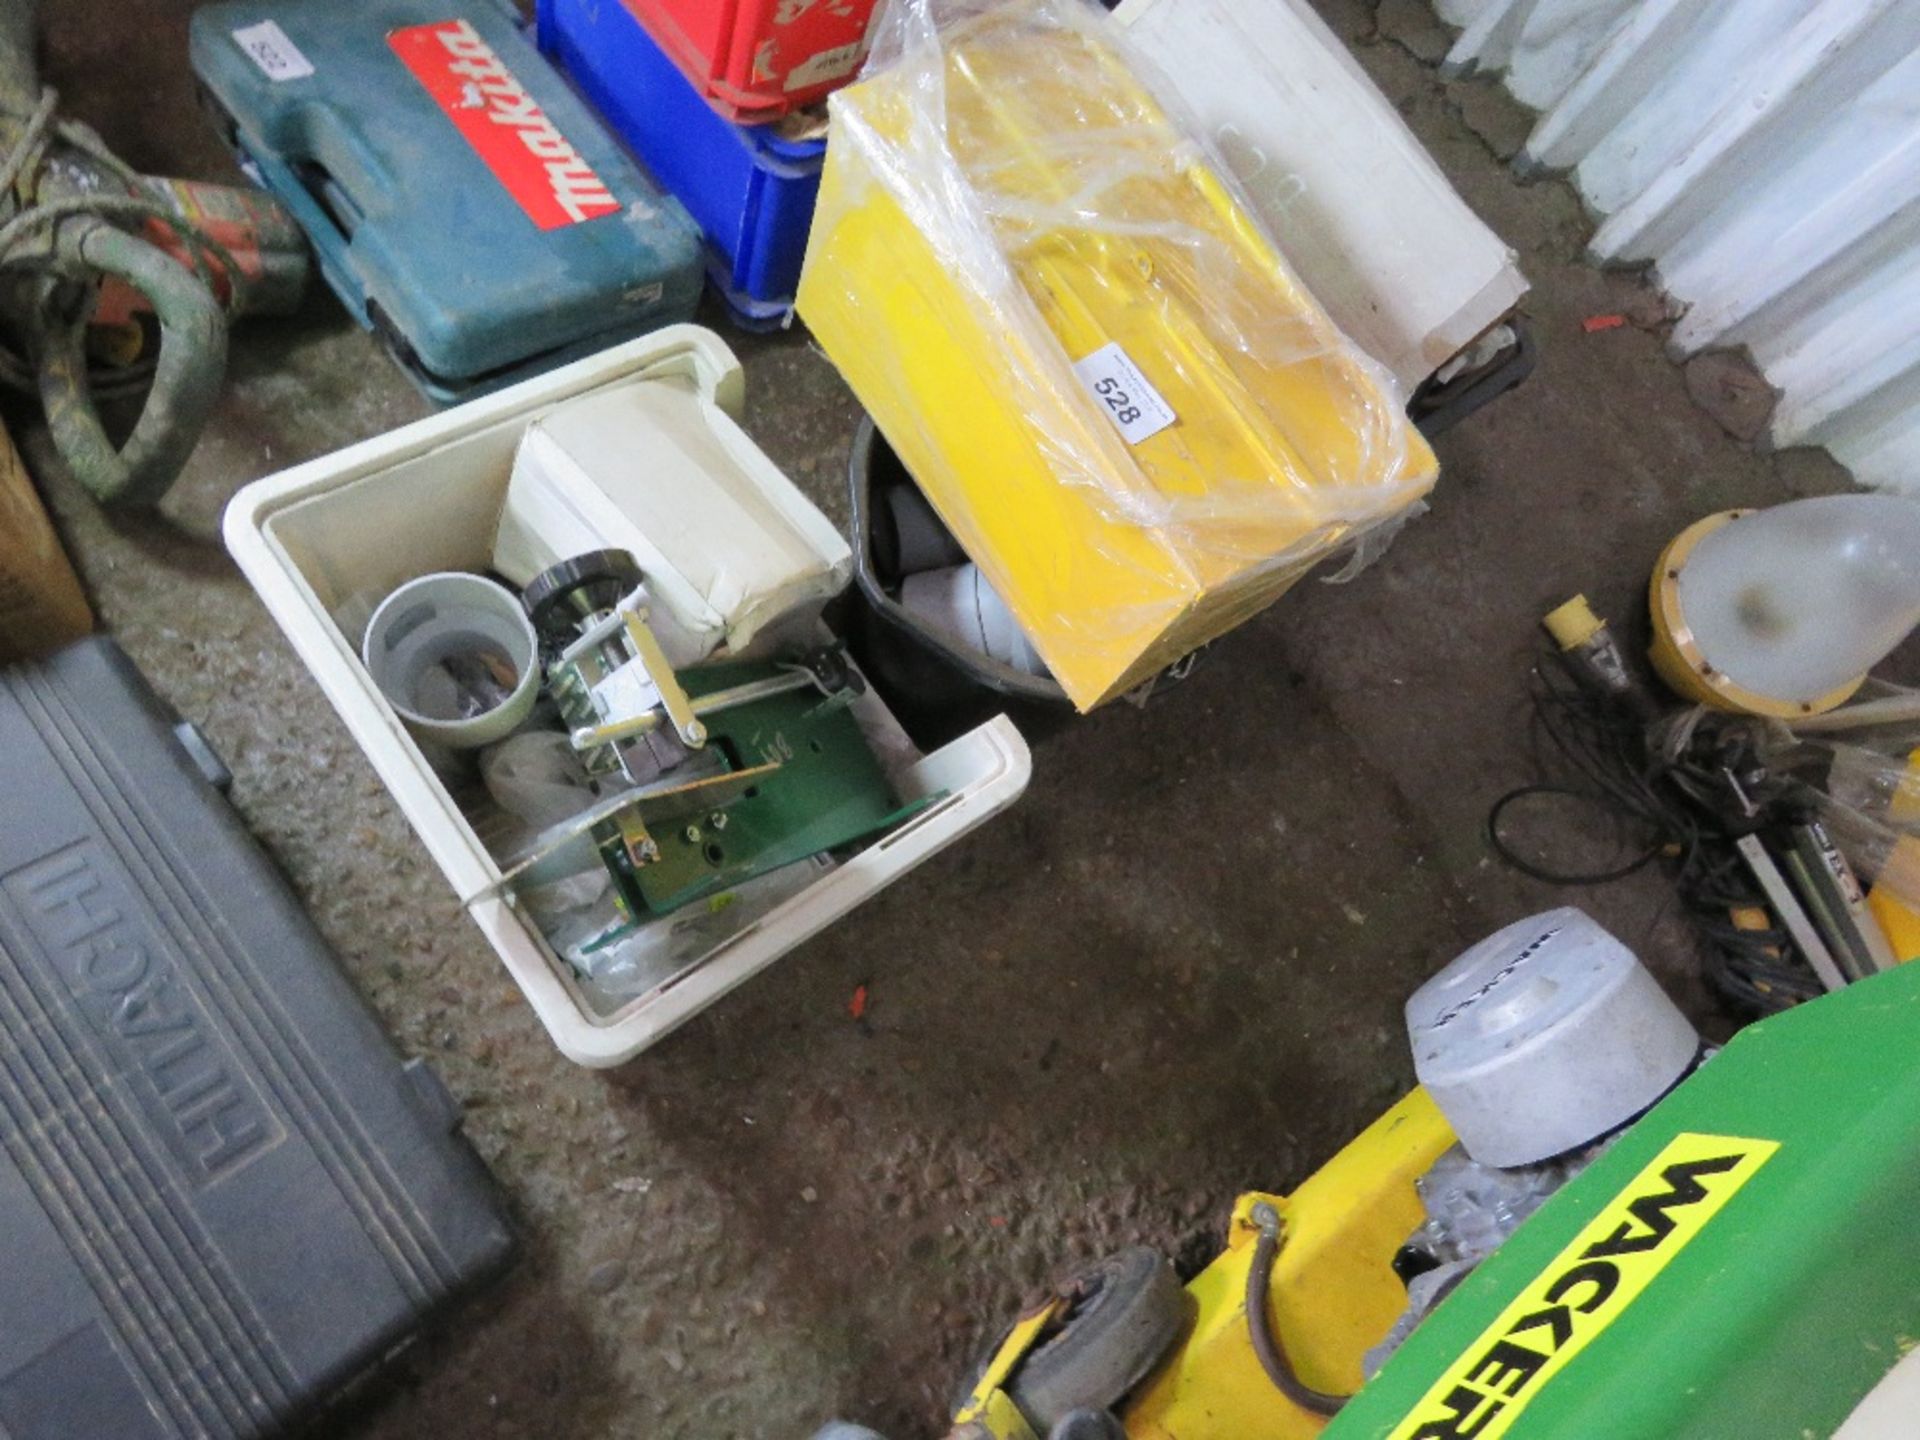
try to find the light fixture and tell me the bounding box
[1650,494,1920,717]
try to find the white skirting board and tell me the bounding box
[1435,0,1920,495]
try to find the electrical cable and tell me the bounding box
[0,87,239,396]
[1245,1216,1347,1417]
[0,83,237,502]
[1485,784,1663,884]
[1486,646,1819,1016]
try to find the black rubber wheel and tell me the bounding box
[1007,1248,1189,1433]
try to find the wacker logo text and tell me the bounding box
[1386,1132,1778,1440]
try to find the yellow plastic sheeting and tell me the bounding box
[798,0,1437,709]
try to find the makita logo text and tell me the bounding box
[390,19,622,230]
[435,21,616,223]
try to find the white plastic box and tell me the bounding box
[225,327,1031,1066]
[1115,0,1527,391]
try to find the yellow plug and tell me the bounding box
[1543,594,1605,651]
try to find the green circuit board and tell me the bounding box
[595,658,937,917]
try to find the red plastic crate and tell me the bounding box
[621,0,879,121]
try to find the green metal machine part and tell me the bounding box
[596,657,931,917]
[1326,960,1920,1440]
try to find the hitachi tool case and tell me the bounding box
[0,638,513,1439]
[190,0,704,402]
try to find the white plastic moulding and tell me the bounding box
[1115,0,1528,394]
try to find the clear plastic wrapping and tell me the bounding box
[797,0,1439,709]
[1766,723,1920,957]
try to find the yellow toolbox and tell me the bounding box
[797,0,1438,710]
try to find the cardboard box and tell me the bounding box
[0,422,92,665]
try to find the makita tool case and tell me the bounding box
[0,638,513,1439]
[190,0,704,402]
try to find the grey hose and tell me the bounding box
[1245,1207,1350,1417]
[0,80,233,504]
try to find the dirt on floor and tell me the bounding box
[31,2,1854,1437]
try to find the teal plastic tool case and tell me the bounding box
[190,0,704,402]
[0,638,513,1438]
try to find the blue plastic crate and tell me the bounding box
[536,0,826,325]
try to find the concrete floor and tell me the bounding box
[35,2,1852,1437]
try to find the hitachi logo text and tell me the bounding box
[8,842,278,1182]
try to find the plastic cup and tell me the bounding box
[361,572,540,749]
